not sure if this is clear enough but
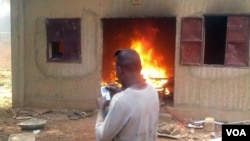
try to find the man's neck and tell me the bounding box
[123,75,146,89]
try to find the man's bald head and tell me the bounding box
[114,48,142,72]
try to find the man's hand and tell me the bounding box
[96,97,110,110]
[105,83,122,97]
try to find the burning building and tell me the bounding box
[11,0,250,121]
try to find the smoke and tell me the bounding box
[0,0,10,33]
[0,0,10,44]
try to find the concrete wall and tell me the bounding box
[11,0,250,121]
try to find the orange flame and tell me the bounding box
[130,39,169,94]
[102,24,171,95]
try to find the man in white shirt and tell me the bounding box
[95,48,160,141]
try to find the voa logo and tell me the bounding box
[226,129,246,136]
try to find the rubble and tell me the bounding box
[158,106,223,140]
[157,122,187,139]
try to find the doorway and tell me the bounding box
[101,17,176,106]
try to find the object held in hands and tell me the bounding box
[100,86,111,100]
[105,83,122,97]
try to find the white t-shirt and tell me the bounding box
[95,83,160,141]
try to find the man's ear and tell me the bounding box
[118,66,125,74]
[118,66,122,72]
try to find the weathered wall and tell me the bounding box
[11,0,250,120]
[172,0,250,121]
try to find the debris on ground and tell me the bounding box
[8,133,36,141]
[158,106,223,140]
[11,107,93,121]
[157,122,187,139]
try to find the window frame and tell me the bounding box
[180,15,250,67]
[225,16,250,66]
[46,18,81,63]
[180,17,203,65]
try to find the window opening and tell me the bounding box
[204,16,227,65]
[48,41,63,60]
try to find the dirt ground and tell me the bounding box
[0,95,221,141]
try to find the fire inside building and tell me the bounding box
[101,18,176,105]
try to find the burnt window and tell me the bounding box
[180,15,250,67]
[46,18,81,63]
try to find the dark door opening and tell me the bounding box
[101,17,176,106]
